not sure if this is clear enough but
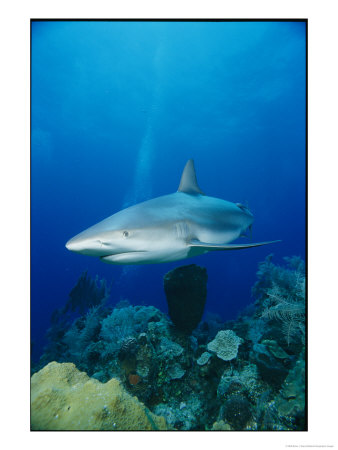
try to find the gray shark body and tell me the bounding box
[66,160,279,264]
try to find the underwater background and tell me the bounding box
[31,20,306,431]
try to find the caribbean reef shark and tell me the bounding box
[66,159,280,264]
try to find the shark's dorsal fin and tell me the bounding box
[178,159,205,195]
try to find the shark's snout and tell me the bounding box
[65,236,89,253]
[65,237,81,252]
[65,235,107,256]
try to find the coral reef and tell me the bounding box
[211,420,232,430]
[32,255,306,431]
[36,272,111,373]
[274,355,306,429]
[64,270,109,315]
[253,255,305,346]
[163,264,208,333]
[207,330,243,361]
[197,352,212,366]
[31,362,167,430]
[223,394,253,430]
[217,363,259,402]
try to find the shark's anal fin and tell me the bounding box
[178,159,205,195]
[189,239,281,251]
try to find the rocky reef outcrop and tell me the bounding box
[31,361,167,431]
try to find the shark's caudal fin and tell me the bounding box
[189,239,281,250]
[178,159,205,195]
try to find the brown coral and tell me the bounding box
[31,361,167,430]
[128,373,141,385]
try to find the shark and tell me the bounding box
[65,159,280,264]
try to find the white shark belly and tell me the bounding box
[100,246,193,265]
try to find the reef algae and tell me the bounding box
[31,361,167,430]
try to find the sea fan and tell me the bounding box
[62,306,103,360]
[261,269,305,346]
[64,271,110,315]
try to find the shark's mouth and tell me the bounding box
[100,251,148,265]
[100,250,147,257]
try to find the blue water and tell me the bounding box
[31,20,306,361]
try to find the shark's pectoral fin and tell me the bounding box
[189,239,281,251]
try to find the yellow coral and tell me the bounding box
[211,420,231,430]
[31,361,167,430]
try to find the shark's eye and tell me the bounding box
[122,230,129,238]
